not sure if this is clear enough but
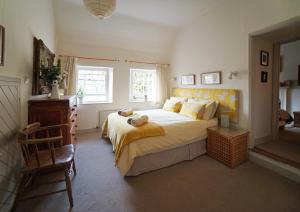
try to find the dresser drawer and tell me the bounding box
[28,95,77,145]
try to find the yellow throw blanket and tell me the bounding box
[102,113,165,164]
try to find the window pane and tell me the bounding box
[77,66,112,103]
[130,69,156,101]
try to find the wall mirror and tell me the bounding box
[32,37,55,95]
[0,26,5,66]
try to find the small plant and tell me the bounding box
[77,88,84,98]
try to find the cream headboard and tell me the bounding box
[172,88,239,123]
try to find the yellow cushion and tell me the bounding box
[203,101,218,120]
[163,99,181,112]
[179,102,206,120]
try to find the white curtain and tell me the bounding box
[61,56,77,95]
[279,87,287,110]
[155,64,169,105]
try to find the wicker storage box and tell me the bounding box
[207,127,248,168]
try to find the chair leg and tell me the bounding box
[64,169,73,208]
[72,159,77,176]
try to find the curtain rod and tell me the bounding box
[58,54,120,62]
[125,59,170,66]
[58,54,170,66]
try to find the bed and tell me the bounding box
[104,88,239,176]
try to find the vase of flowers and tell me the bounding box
[40,59,64,97]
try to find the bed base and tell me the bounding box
[125,139,207,176]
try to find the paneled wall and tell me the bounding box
[0,76,21,211]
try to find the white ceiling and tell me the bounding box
[66,0,225,27]
[53,0,226,55]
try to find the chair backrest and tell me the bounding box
[18,122,65,169]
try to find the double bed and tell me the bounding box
[103,88,239,176]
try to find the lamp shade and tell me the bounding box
[83,0,116,19]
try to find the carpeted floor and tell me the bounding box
[254,127,300,168]
[15,132,300,212]
[279,127,300,144]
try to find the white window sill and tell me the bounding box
[79,101,113,105]
[129,100,153,103]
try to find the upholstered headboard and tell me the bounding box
[172,88,239,123]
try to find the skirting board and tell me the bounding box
[254,135,271,146]
[249,151,300,183]
[76,128,101,134]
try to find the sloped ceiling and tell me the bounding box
[53,0,225,55]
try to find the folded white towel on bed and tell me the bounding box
[127,115,149,127]
[118,108,133,117]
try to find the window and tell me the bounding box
[76,65,113,103]
[129,68,156,102]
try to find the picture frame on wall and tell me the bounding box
[181,74,195,85]
[201,71,221,85]
[0,25,5,66]
[261,71,268,83]
[260,50,269,66]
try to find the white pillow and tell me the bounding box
[170,96,187,103]
[163,99,181,112]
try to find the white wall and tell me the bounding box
[0,0,56,210]
[280,40,300,81]
[280,40,300,116]
[0,0,56,127]
[57,40,169,130]
[170,0,300,131]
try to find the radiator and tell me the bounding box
[99,109,119,129]
[0,76,21,212]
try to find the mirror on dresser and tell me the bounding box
[30,37,77,146]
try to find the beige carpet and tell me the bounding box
[255,141,300,165]
[279,127,300,144]
[15,132,300,212]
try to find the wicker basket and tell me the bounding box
[207,128,248,168]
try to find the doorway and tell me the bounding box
[249,17,300,169]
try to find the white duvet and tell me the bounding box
[113,109,218,175]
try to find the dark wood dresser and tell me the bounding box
[28,95,77,145]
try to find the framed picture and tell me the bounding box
[201,71,221,85]
[261,71,268,83]
[0,25,5,66]
[181,74,195,85]
[260,50,269,66]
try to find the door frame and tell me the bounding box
[271,43,280,141]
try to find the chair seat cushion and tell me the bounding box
[23,144,75,172]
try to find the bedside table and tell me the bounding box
[207,127,249,168]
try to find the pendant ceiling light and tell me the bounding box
[83,0,116,19]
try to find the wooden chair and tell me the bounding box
[18,122,76,208]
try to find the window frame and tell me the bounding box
[129,68,156,102]
[76,65,113,104]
